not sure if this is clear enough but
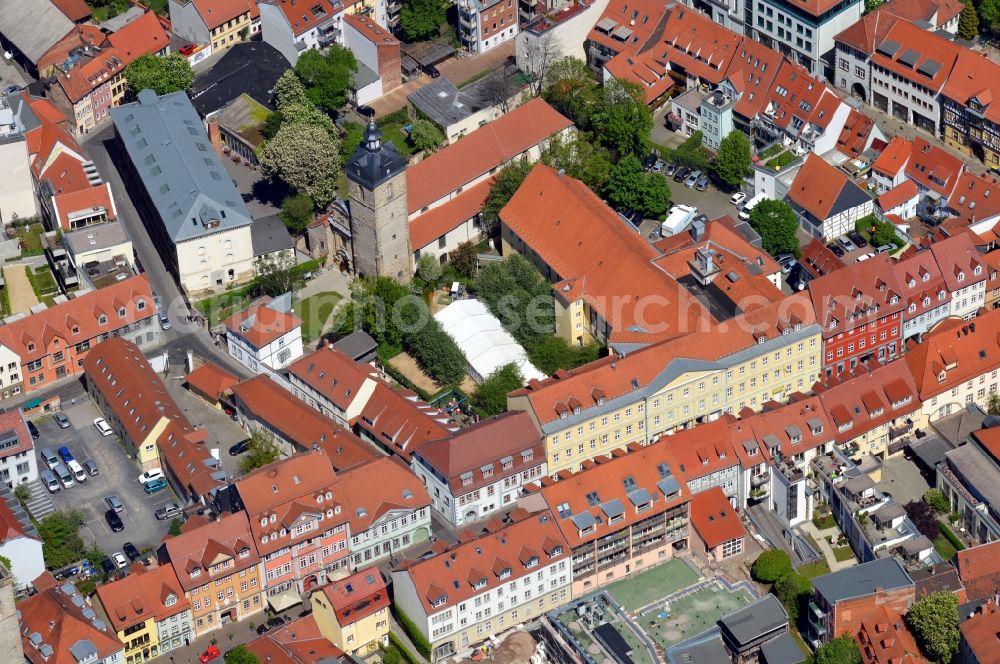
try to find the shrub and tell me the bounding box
[751,549,792,584]
[393,606,431,657]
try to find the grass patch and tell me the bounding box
[11,223,45,257]
[0,286,9,316]
[831,545,854,562]
[765,151,797,170]
[33,266,57,294]
[296,291,341,340]
[938,522,965,552]
[146,0,168,14]
[243,94,271,123]
[796,559,831,579]
[933,534,958,560]
[812,513,836,530]
[604,559,699,610]
[377,110,415,157]
[194,290,252,328]
[458,68,492,88]
[757,144,783,160]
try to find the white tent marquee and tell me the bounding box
[434,299,547,385]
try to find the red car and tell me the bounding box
[199,645,221,663]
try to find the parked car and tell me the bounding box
[100,557,116,575]
[875,244,895,254]
[730,192,747,206]
[158,312,171,330]
[58,446,74,464]
[27,421,39,439]
[684,170,703,188]
[138,468,164,484]
[425,65,440,78]
[123,542,142,561]
[664,163,677,177]
[694,174,710,191]
[651,159,667,173]
[41,469,60,493]
[83,459,99,476]
[828,243,845,257]
[673,166,691,183]
[41,448,59,470]
[776,254,796,274]
[155,503,184,520]
[67,460,87,483]
[838,236,856,252]
[228,439,251,456]
[53,463,73,489]
[106,495,124,513]
[151,291,161,310]
[105,510,124,532]
[200,645,221,663]
[112,552,128,569]
[848,231,868,248]
[53,413,70,429]
[2,84,23,95]
[93,418,113,436]
[143,478,168,494]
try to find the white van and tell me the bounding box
[737,194,767,221]
[67,459,87,483]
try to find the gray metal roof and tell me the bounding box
[99,6,145,32]
[250,214,293,257]
[110,90,252,243]
[760,633,807,664]
[909,435,953,470]
[811,558,913,603]
[408,77,487,128]
[665,628,730,664]
[945,443,1000,510]
[346,122,406,191]
[69,639,98,662]
[64,221,130,255]
[353,61,380,90]
[0,0,74,63]
[719,595,787,646]
[331,330,377,360]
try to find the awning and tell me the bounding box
[266,588,302,612]
[24,398,42,409]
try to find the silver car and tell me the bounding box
[155,503,184,520]
[684,170,703,188]
[106,495,124,513]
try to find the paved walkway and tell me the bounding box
[798,521,856,572]
[3,264,38,314]
[438,41,515,86]
[371,74,431,117]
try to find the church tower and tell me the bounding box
[346,121,411,282]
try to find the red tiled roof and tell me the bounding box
[51,182,117,230]
[837,110,876,159]
[156,420,219,498]
[814,360,919,444]
[409,178,492,251]
[655,7,741,86]
[394,511,570,615]
[223,296,302,348]
[231,375,376,470]
[356,382,454,460]
[788,154,857,221]
[586,0,673,61]
[881,0,963,24]
[740,396,833,462]
[871,19,960,94]
[106,11,169,65]
[604,51,675,105]
[162,511,260,591]
[940,172,1000,230]
[906,136,965,198]
[0,275,155,364]
[336,456,430,534]
[265,0,340,37]
[855,604,927,664]
[406,98,572,214]
[800,238,847,277]
[413,412,543,495]
[315,566,387,626]
[872,136,911,179]
[247,614,344,663]
[690,486,745,549]
[94,564,190,632]
[834,9,902,55]
[927,229,983,292]
[806,253,905,335]
[19,576,123,664]
[0,410,34,465]
[878,179,919,213]
[960,601,1000,664]
[288,346,376,413]
[892,249,950,319]
[190,0,252,29]
[0,495,32,546]
[904,310,1000,399]
[343,13,399,45]
[957,541,1000,601]
[50,0,92,21]
[184,362,238,401]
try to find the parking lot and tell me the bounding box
[31,401,177,561]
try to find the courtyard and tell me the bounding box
[603,558,700,611]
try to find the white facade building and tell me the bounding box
[748,0,863,77]
[224,293,304,375]
[0,411,37,489]
[259,0,344,64]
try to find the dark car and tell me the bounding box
[123,542,142,561]
[673,166,691,183]
[27,421,39,439]
[828,243,845,257]
[100,557,116,575]
[425,65,440,78]
[105,509,124,533]
[848,231,868,248]
[356,104,375,118]
[228,439,251,456]
[617,208,642,227]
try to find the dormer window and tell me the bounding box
[922,272,930,282]
[118,307,126,318]
[270,514,276,523]
[975,265,982,275]
[72,326,80,335]
[239,548,249,559]
[432,595,447,608]
[573,406,581,415]
[137,300,146,311]
[559,411,568,420]
[597,397,605,406]
[98,314,107,325]
[908,303,916,313]
[164,594,177,607]
[524,556,538,569]
[923,297,930,306]
[958,272,966,282]
[260,518,268,527]
[190,568,201,578]
[26,342,34,353]
[473,579,487,590]
[889,295,899,305]
[497,567,512,580]
[908,279,915,288]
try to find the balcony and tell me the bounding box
[808,602,826,622]
[459,12,478,30]
[751,473,769,487]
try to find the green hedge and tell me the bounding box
[938,522,965,551]
[388,632,421,664]
[393,606,431,658]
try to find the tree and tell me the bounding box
[638,172,671,219]
[280,194,314,234]
[592,80,651,157]
[748,199,799,256]
[294,46,357,112]
[473,363,524,417]
[906,591,960,664]
[672,131,711,172]
[476,254,555,348]
[416,254,443,285]
[713,131,752,189]
[925,488,950,514]
[405,317,467,385]
[871,219,902,248]
[225,645,261,664]
[988,389,1000,415]
[450,241,479,278]
[273,70,312,113]
[543,57,602,130]
[399,0,447,40]
[253,252,297,298]
[982,0,1000,33]
[239,430,281,474]
[168,518,183,537]
[262,111,284,140]
[481,63,519,113]
[904,499,939,540]
[814,635,862,664]
[522,32,561,98]
[259,122,342,206]
[541,132,613,190]
[864,0,883,13]
[337,276,411,355]
[381,647,402,664]
[958,1,981,40]
[125,53,194,97]
[481,160,535,236]
[39,510,87,569]
[751,549,793,583]
[340,121,367,163]
[13,483,30,505]
[604,155,645,212]
[773,571,812,622]
[408,119,444,153]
